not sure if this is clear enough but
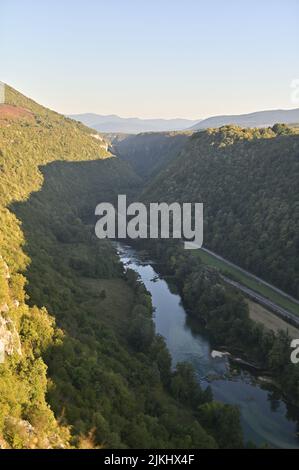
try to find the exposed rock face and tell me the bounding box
[90,134,109,150]
[0,104,34,123]
[4,417,66,449]
[0,255,10,279]
[0,303,9,313]
[3,262,10,279]
[0,314,22,359]
[0,255,21,359]
[0,436,9,449]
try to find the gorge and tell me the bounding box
[0,85,299,449]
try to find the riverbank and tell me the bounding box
[117,243,299,448]
[131,240,299,408]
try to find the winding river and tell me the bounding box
[117,243,299,449]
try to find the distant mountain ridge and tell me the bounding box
[190,108,299,130]
[68,113,199,134]
[70,107,299,134]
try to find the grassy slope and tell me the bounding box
[247,300,299,339]
[195,249,299,317]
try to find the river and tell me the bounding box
[117,243,299,449]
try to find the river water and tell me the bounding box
[117,243,299,449]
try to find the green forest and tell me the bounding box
[0,86,244,448]
[2,0,299,454]
[115,126,299,407]
[141,125,299,298]
[0,85,299,449]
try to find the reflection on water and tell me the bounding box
[117,243,299,449]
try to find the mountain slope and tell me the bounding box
[190,108,299,130]
[0,84,113,447]
[143,125,299,298]
[70,113,199,134]
[0,86,242,449]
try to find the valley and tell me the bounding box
[2,0,299,458]
[0,85,299,449]
[0,86,244,449]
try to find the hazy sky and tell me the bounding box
[1,0,299,119]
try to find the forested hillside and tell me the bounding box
[0,85,112,447]
[0,86,243,448]
[142,125,299,298]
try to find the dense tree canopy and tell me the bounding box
[0,86,243,448]
[142,125,299,297]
